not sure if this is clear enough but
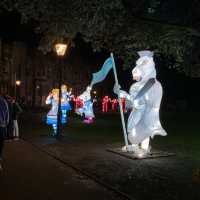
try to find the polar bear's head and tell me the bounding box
[132,50,156,82]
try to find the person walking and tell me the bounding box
[12,98,22,140]
[0,95,9,170]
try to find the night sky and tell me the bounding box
[0,11,40,46]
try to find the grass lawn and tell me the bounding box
[20,110,200,160]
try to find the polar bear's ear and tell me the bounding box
[138,50,154,58]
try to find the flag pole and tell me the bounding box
[110,53,129,148]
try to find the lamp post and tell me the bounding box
[15,80,21,101]
[54,43,68,138]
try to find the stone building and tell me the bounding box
[0,38,94,107]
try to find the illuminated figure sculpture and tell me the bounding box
[73,96,83,111]
[61,85,72,123]
[46,89,59,135]
[102,96,111,113]
[111,98,118,111]
[76,86,94,124]
[121,97,126,112]
[114,50,167,154]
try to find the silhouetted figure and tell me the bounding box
[4,95,14,140]
[0,95,9,170]
[12,98,23,140]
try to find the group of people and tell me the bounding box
[0,95,22,170]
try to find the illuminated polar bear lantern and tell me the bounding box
[114,50,167,155]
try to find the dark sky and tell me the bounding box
[0,11,39,47]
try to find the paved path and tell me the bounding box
[0,140,126,200]
[27,137,200,200]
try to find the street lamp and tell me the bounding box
[55,43,68,56]
[54,42,68,138]
[16,80,21,86]
[15,80,21,101]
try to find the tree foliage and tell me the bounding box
[1,0,200,76]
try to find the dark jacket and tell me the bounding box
[0,96,9,128]
[13,102,23,120]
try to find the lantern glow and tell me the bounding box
[16,80,21,86]
[55,43,68,56]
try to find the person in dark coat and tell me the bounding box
[0,95,9,170]
[4,95,14,140]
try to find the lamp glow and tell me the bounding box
[16,80,21,86]
[55,43,68,56]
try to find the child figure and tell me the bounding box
[61,85,72,123]
[121,97,126,112]
[73,96,83,111]
[46,89,59,135]
[76,86,94,124]
[111,98,118,111]
[102,96,111,113]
